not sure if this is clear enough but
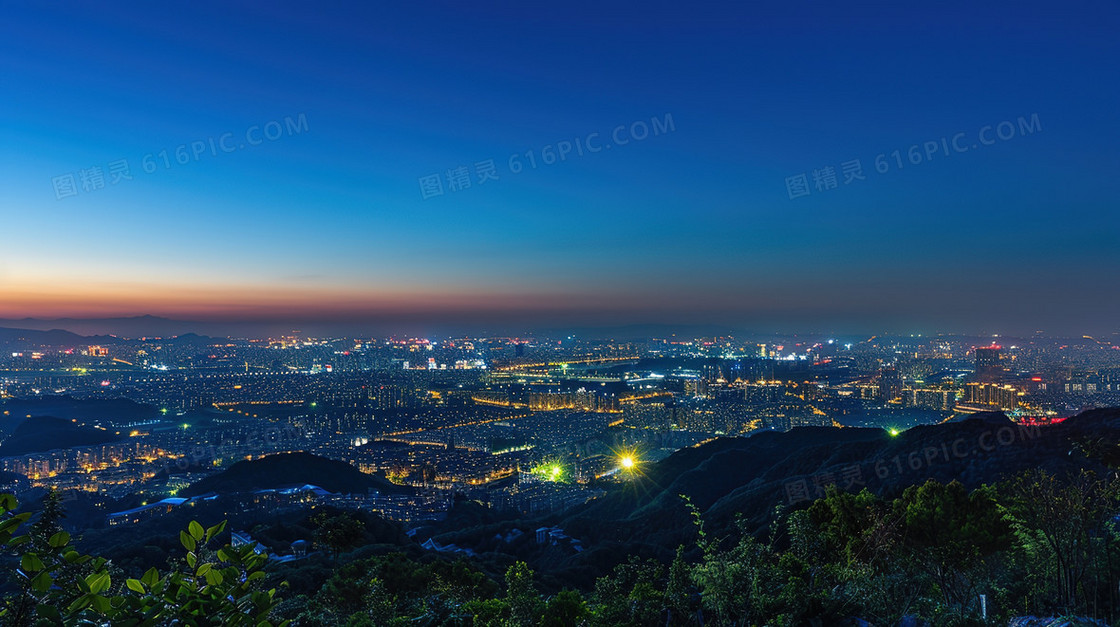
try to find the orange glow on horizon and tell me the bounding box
[0,277,642,320]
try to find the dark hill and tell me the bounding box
[0,470,27,484]
[0,327,101,346]
[0,415,123,456]
[0,316,185,338]
[532,408,1120,571]
[0,396,159,430]
[180,452,410,497]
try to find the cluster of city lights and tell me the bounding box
[530,461,568,482]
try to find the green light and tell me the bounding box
[182,423,190,430]
[888,428,900,437]
[531,461,567,482]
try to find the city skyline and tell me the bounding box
[4,1,1119,336]
[5,4,1120,623]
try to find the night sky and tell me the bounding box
[2,1,1118,336]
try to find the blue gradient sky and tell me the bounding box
[2,1,1118,335]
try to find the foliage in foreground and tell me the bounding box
[4,467,1120,625]
[285,471,1120,626]
[0,491,285,626]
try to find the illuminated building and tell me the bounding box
[372,385,403,409]
[878,368,902,403]
[963,382,1021,411]
[904,388,955,411]
[975,345,1003,382]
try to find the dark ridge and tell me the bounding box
[541,407,1120,568]
[0,415,124,456]
[179,452,411,497]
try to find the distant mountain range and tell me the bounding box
[0,315,198,338]
[0,316,396,339]
[1,315,1117,343]
[0,316,280,340]
[0,324,222,348]
[0,327,114,345]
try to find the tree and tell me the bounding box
[541,589,589,627]
[312,512,366,557]
[461,598,510,626]
[29,488,66,544]
[590,555,665,626]
[1002,469,1120,618]
[893,480,1013,614]
[807,487,887,567]
[504,561,542,626]
[664,545,693,625]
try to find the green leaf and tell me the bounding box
[204,569,223,586]
[30,571,53,593]
[35,603,60,621]
[0,516,27,534]
[181,530,196,551]
[20,553,44,573]
[188,520,204,541]
[207,520,227,539]
[86,571,112,594]
[48,530,71,548]
[69,593,94,612]
[141,567,160,587]
[91,594,112,613]
[126,578,146,594]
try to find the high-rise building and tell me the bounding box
[879,367,902,402]
[373,385,403,409]
[963,382,1020,410]
[904,388,954,411]
[975,345,1003,382]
